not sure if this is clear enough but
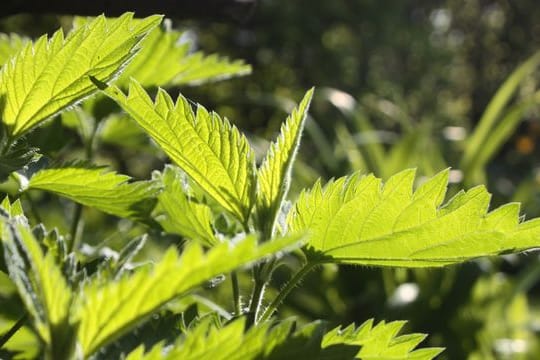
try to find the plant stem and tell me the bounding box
[231,271,242,316]
[246,264,266,327]
[0,312,28,348]
[68,203,83,253]
[259,262,317,323]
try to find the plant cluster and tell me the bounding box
[0,13,539,359]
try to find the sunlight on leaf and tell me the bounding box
[73,234,300,357]
[290,168,540,267]
[25,164,160,221]
[104,80,257,224]
[256,88,313,237]
[124,317,441,360]
[0,13,161,138]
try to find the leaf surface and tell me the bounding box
[124,318,441,360]
[26,165,160,221]
[155,165,217,246]
[289,168,540,267]
[104,80,256,223]
[1,216,75,355]
[117,24,251,87]
[73,234,300,357]
[0,13,161,138]
[256,89,313,237]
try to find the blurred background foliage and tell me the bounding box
[1,0,540,359]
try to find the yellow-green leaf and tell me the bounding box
[256,89,313,237]
[0,13,161,138]
[290,168,540,267]
[104,80,256,223]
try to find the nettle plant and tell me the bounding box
[0,12,540,360]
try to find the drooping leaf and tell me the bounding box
[256,89,314,237]
[116,22,251,87]
[104,80,256,223]
[24,164,160,221]
[73,234,300,357]
[1,216,76,358]
[155,165,217,247]
[0,13,161,139]
[289,168,540,267]
[124,317,441,360]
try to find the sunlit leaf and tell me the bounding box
[0,13,161,138]
[256,89,313,237]
[25,164,160,221]
[73,234,300,357]
[124,317,441,360]
[104,80,256,223]
[290,168,540,267]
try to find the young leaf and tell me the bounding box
[155,165,218,247]
[124,318,441,360]
[73,234,300,357]
[256,89,314,237]
[24,165,160,221]
[104,80,256,224]
[289,168,540,267]
[0,13,161,139]
[1,216,76,358]
[117,23,251,87]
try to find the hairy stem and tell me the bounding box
[0,312,28,348]
[259,262,317,323]
[246,265,266,327]
[231,271,242,316]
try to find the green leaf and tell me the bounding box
[0,13,161,138]
[117,22,251,87]
[289,168,540,267]
[155,165,218,246]
[73,234,300,357]
[124,318,441,360]
[25,164,160,221]
[1,216,76,358]
[323,320,443,359]
[256,89,313,237]
[104,80,256,223]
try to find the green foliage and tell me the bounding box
[117,21,251,87]
[104,79,257,224]
[0,13,161,139]
[125,318,442,360]
[1,11,539,360]
[256,88,313,237]
[289,168,540,267]
[22,164,160,220]
[461,51,540,184]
